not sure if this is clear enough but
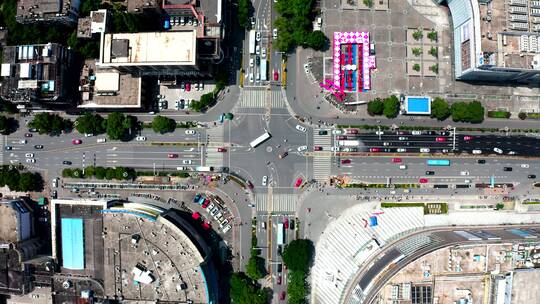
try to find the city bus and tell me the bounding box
[249,132,271,148]
[276,223,284,245]
[260,59,267,81]
[426,159,450,166]
[249,30,256,54]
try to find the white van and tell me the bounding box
[472,149,482,154]
[399,165,407,170]
[97,138,106,143]
[460,171,469,176]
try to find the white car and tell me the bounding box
[411,131,422,135]
[26,158,35,163]
[256,31,261,41]
[219,218,229,229]
[460,171,469,176]
[295,125,307,132]
[262,175,268,186]
[206,203,214,213]
[176,166,187,171]
[330,146,340,152]
[249,58,254,67]
[20,139,27,144]
[185,130,196,135]
[182,159,192,165]
[84,133,93,137]
[521,164,530,168]
[441,149,449,153]
[332,129,343,135]
[383,142,390,146]
[273,28,278,39]
[375,131,384,135]
[97,138,106,143]
[52,178,58,188]
[25,153,34,158]
[256,45,260,55]
[508,151,517,155]
[222,224,232,234]
[135,136,146,141]
[398,136,408,141]
[261,47,267,58]
[472,149,482,154]
[397,148,407,152]
[249,73,254,83]
[297,145,307,152]
[419,148,430,153]
[493,147,503,154]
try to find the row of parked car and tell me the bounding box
[193,194,232,233]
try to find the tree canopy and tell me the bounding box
[106,113,138,140]
[246,249,266,280]
[282,239,314,273]
[382,95,400,119]
[367,98,384,116]
[450,101,485,123]
[229,273,269,304]
[151,116,176,134]
[29,113,72,136]
[75,113,106,135]
[0,115,17,135]
[287,270,308,304]
[0,166,43,192]
[430,97,450,121]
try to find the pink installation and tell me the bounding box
[332,31,376,91]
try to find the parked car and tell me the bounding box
[274,70,279,81]
[136,136,146,141]
[279,291,286,301]
[341,159,351,164]
[273,28,278,39]
[277,275,282,285]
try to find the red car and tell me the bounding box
[345,129,358,134]
[314,146,322,151]
[369,148,380,152]
[341,159,351,164]
[280,291,286,301]
[419,178,428,184]
[192,212,201,220]
[392,158,402,163]
[72,139,82,145]
[336,135,346,140]
[294,178,303,188]
[168,153,178,158]
[463,136,473,141]
[202,199,210,208]
[283,218,289,229]
[435,137,446,142]
[274,70,279,81]
[247,181,254,189]
[201,221,211,230]
[24,133,32,137]
[277,275,282,285]
[186,82,191,91]
[217,147,227,152]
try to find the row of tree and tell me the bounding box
[0,115,17,135]
[274,0,329,52]
[431,97,485,123]
[367,95,400,118]
[0,165,43,192]
[62,166,136,180]
[75,112,139,140]
[281,239,314,304]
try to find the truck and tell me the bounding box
[249,30,256,54]
[338,140,360,146]
[276,223,284,245]
[195,166,214,172]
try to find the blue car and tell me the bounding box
[193,194,201,203]
[219,114,225,123]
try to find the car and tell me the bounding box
[382,142,390,146]
[24,133,32,137]
[460,171,469,176]
[202,199,210,209]
[493,147,503,154]
[369,148,381,152]
[97,138,106,143]
[283,218,289,229]
[185,82,191,91]
[280,291,286,301]
[336,135,346,140]
[217,147,227,152]
[439,131,450,136]
[168,153,178,158]
[478,159,486,164]
[314,146,323,151]
[187,17,193,25]
[294,178,303,188]
[25,153,34,158]
[62,160,72,165]
[222,224,232,233]
[399,165,407,170]
[51,190,57,199]
[419,178,428,184]
[205,203,214,213]
[346,128,358,134]
[463,136,473,141]
[425,131,436,135]
[278,151,288,159]
[297,145,307,152]
[246,181,254,189]
[274,70,279,81]
[375,131,384,135]
[273,28,278,39]
[472,149,482,154]
[521,164,530,168]
[261,47,267,58]
[250,16,255,26]
[249,72,254,82]
[342,147,357,152]
[199,82,204,90]
[508,151,517,155]
[426,171,435,175]
[26,158,35,163]
[136,136,146,141]
[441,149,449,153]
[332,129,343,135]
[435,137,446,142]
[398,136,408,141]
[503,167,512,171]
[397,131,408,135]
[262,176,268,186]
[34,145,43,149]
[411,131,422,135]
[201,221,211,231]
[295,124,307,132]
[397,148,407,152]
[256,31,261,41]
[84,133,93,137]
[29,128,37,132]
[330,146,340,152]
[392,158,402,163]
[176,166,187,171]
[277,263,283,273]
[528,175,537,179]
[249,58,254,67]
[180,82,185,92]
[341,159,351,164]
[4,146,12,150]
[185,129,195,135]
[219,218,229,229]
[277,275,282,285]
[256,45,260,55]
[72,139,82,145]
[19,139,27,144]
[420,148,430,153]
[193,194,202,203]
[183,159,192,165]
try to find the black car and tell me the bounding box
[278,151,288,159]
[290,219,295,230]
[62,161,72,165]
[29,128,37,132]
[426,131,436,135]
[319,130,328,135]
[478,159,486,164]
[51,190,57,199]
[34,145,43,149]
[503,167,513,171]
[277,263,283,273]
[4,146,12,150]
[256,56,260,65]
[426,171,435,175]
[277,245,282,256]
[528,175,536,179]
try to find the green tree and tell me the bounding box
[76,113,105,135]
[0,116,9,134]
[229,273,269,304]
[85,166,95,177]
[450,102,468,122]
[305,30,328,51]
[363,0,373,7]
[412,47,421,56]
[94,166,107,179]
[427,30,438,42]
[106,113,137,140]
[519,112,527,120]
[430,64,438,74]
[430,97,450,121]
[383,95,400,119]
[18,172,43,191]
[287,270,308,304]
[467,100,485,123]
[429,46,438,58]
[29,113,71,135]
[151,115,176,134]
[412,63,420,72]
[282,239,314,273]
[246,252,266,280]
[238,0,252,28]
[367,98,384,116]
[105,167,116,180]
[412,29,423,40]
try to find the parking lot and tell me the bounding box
[158,80,216,111]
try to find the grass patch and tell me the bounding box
[523,201,540,205]
[527,113,540,119]
[136,171,190,178]
[488,110,511,119]
[381,202,425,208]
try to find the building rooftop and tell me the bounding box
[101,31,197,66]
[16,0,80,24]
[0,200,32,244]
[60,218,85,270]
[77,17,92,39]
[127,0,160,13]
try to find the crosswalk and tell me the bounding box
[255,193,298,213]
[204,127,224,167]
[312,130,333,180]
[237,88,285,109]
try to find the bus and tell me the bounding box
[249,30,256,54]
[338,140,360,146]
[276,223,284,245]
[260,59,267,81]
[426,159,450,166]
[249,132,271,148]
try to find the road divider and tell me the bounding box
[150,142,199,146]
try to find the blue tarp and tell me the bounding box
[61,218,85,270]
[369,216,378,227]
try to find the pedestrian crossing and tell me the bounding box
[312,130,332,181]
[204,127,224,166]
[237,88,285,109]
[255,193,298,213]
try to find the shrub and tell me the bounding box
[367,98,384,116]
[519,112,527,120]
[487,110,511,119]
[429,46,438,58]
[412,47,422,56]
[427,30,437,41]
[430,64,438,74]
[413,63,420,72]
[412,29,423,40]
